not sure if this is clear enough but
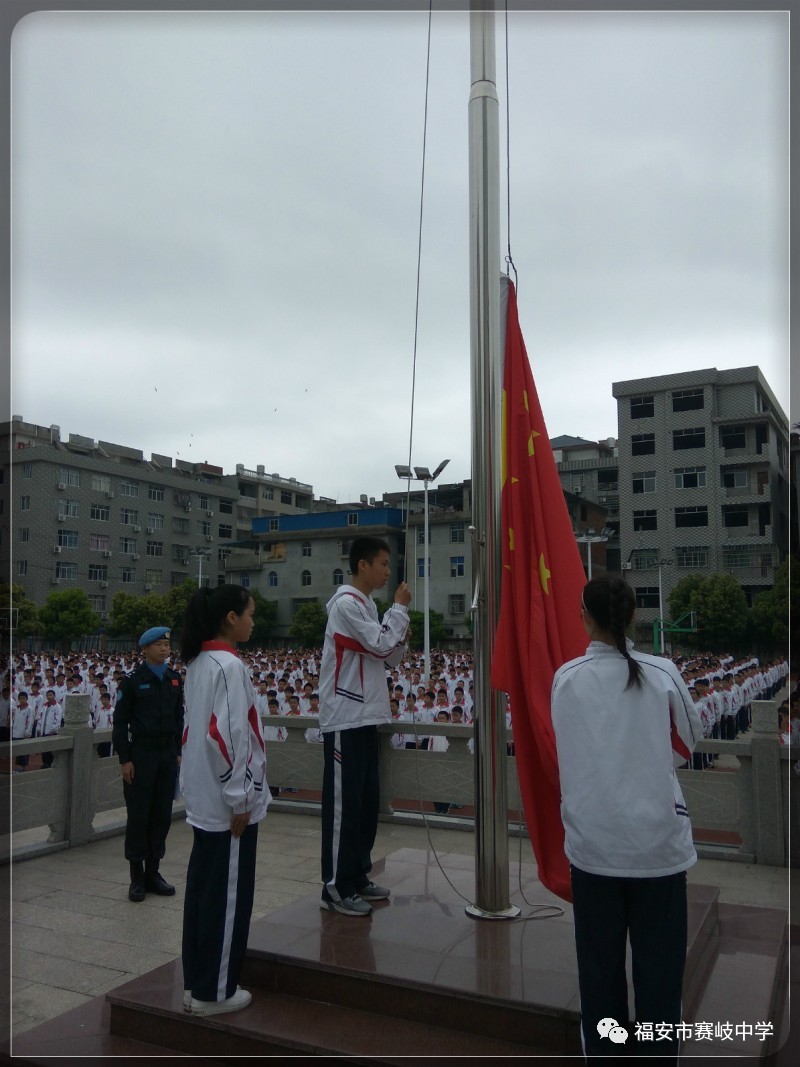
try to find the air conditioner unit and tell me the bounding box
[145,584,153,591]
[183,559,190,566]
[622,562,632,570]
[50,577,60,584]
[57,515,65,522]
[206,510,214,517]
[599,495,608,504]
[56,482,66,491]
[146,527,154,534]
[100,581,108,588]
[53,546,62,554]
[106,491,115,498]
[185,504,192,512]
[132,554,140,560]
[133,526,141,532]
[103,550,113,558]
[205,535,213,542]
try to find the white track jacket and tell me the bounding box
[319,586,409,734]
[551,641,703,878]
[181,642,270,832]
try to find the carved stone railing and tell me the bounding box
[2,693,794,869]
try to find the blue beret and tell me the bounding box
[139,626,171,647]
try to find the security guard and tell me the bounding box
[113,626,184,902]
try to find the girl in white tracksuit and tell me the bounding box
[551,577,703,1062]
[180,585,269,1017]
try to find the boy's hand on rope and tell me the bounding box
[394,582,412,607]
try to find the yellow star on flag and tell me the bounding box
[539,553,551,595]
[528,429,540,457]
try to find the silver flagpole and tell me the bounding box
[466,1,519,920]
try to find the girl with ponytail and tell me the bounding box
[551,576,703,1060]
[180,584,269,1018]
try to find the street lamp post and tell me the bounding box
[189,548,210,589]
[574,528,609,580]
[395,460,450,685]
[657,558,673,654]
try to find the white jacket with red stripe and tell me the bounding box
[180,642,271,832]
[318,586,409,734]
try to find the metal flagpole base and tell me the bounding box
[465,903,521,920]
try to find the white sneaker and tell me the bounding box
[190,987,252,1016]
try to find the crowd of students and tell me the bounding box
[0,646,790,771]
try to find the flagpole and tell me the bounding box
[467,1,519,919]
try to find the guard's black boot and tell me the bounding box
[145,861,175,896]
[128,861,146,902]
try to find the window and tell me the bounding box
[631,433,655,456]
[148,484,165,501]
[119,479,139,497]
[145,568,162,583]
[91,503,110,521]
[281,490,293,506]
[635,587,660,609]
[55,561,78,580]
[57,499,80,519]
[174,491,191,507]
[630,548,658,570]
[269,519,279,532]
[220,499,234,514]
[301,541,312,557]
[91,473,112,492]
[348,512,359,526]
[120,508,138,525]
[450,522,466,543]
[148,513,165,530]
[333,568,344,586]
[301,570,312,587]
[417,557,430,578]
[58,529,79,548]
[88,595,106,613]
[17,560,27,576]
[676,546,709,568]
[268,571,278,588]
[88,564,108,581]
[671,388,704,412]
[20,495,30,511]
[146,540,164,556]
[672,427,705,450]
[20,462,32,479]
[630,395,654,419]
[674,467,706,490]
[448,594,465,615]
[632,471,656,494]
[721,467,748,489]
[722,546,753,568]
[19,527,29,542]
[240,574,250,589]
[633,510,657,532]
[199,494,210,511]
[120,537,137,554]
[263,487,274,501]
[173,516,190,534]
[121,567,136,584]
[218,524,232,539]
[675,506,708,527]
[450,555,465,578]
[723,507,749,528]
[197,520,211,537]
[58,467,80,487]
[720,424,747,450]
[338,540,350,558]
[172,544,189,561]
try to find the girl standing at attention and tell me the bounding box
[180,585,269,1017]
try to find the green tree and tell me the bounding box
[108,590,171,639]
[751,558,792,649]
[164,579,199,633]
[289,601,328,646]
[1,583,40,637]
[38,588,100,645]
[669,573,749,653]
[249,589,279,647]
[407,609,446,650]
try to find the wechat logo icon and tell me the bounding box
[597,1017,628,1044]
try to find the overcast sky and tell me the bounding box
[11,8,790,503]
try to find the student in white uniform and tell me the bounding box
[551,576,703,1062]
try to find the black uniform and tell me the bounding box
[113,662,184,864]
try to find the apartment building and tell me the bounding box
[612,367,789,645]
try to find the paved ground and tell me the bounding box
[4,808,795,1047]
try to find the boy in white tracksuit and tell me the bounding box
[319,537,411,916]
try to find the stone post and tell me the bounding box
[750,698,784,866]
[61,693,95,848]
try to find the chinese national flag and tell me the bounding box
[490,280,588,903]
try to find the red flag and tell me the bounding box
[490,281,588,902]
